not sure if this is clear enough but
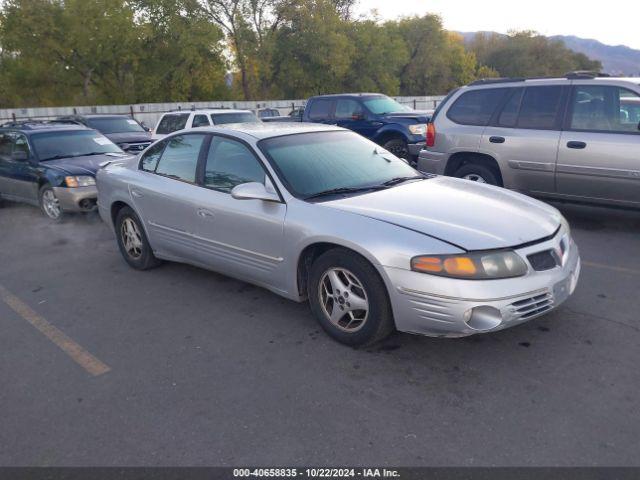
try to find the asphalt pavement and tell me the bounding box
[0,200,639,466]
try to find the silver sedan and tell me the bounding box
[96,123,581,346]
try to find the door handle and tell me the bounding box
[131,189,143,198]
[567,141,587,149]
[197,208,215,219]
[489,136,506,144]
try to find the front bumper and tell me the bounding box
[53,186,98,212]
[384,233,581,337]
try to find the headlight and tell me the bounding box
[408,124,427,136]
[411,250,528,280]
[65,175,96,188]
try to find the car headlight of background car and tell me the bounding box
[65,176,96,188]
[411,250,528,279]
[408,124,427,136]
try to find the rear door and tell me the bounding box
[0,132,38,201]
[306,98,336,125]
[130,133,209,259]
[191,114,211,128]
[556,84,640,207]
[480,85,567,194]
[0,133,15,196]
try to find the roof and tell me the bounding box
[468,73,640,88]
[164,109,253,115]
[0,121,90,133]
[189,122,343,140]
[58,114,133,119]
[308,93,385,99]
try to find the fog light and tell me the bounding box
[464,306,503,331]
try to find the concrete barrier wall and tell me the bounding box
[0,96,445,128]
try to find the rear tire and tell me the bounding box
[308,248,395,347]
[454,163,500,186]
[115,206,161,270]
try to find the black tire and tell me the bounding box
[383,138,410,161]
[114,206,161,270]
[38,184,65,222]
[308,248,395,347]
[453,163,501,186]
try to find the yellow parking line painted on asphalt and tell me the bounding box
[0,285,111,377]
[582,261,640,276]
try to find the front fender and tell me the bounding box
[373,125,410,144]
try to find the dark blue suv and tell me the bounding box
[0,121,129,221]
[302,94,432,163]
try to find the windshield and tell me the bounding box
[259,130,421,199]
[363,96,412,114]
[33,130,123,161]
[86,117,145,134]
[212,112,260,125]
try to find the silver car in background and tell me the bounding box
[97,123,580,346]
[418,73,640,208]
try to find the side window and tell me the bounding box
[156,113,190,135]
[155,134,206,183]
[13,134,30,157]
[0,133,13,158]
[517,86,563,130]
[307,99,334,121]
[570,85,640,133]
[139,141,167,172]
[447,88,507,126]
[192,114,210,128]
[497,88,524,128]
[335,99,363,119]
[203,137,265,193]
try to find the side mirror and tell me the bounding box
[12,151,29,161]
[231,182,280,202]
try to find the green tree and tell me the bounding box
[469,31,602,78]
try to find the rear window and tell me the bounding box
[446,88,507,126]
[307,99,334,121]
[211,112,260,125]
[156,113,189,135]
[517,86,563,130]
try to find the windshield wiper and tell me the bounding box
[304,185,386,201]
[381,175,425,187]
[40,152,113,161]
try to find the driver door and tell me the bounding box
[194,135,287,288]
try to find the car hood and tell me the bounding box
[383,111,433,122]
[105,131,152,145]
[321,177,562,251]
[42,153,130,176]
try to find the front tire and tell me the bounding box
[453,163,501,186]
[115,206,161,270]
[308,248,395,347]
[39,185,65,222]
[383,138,410,162]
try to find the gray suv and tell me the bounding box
[418,73,640,208]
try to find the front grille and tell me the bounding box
[509,292,554,320]
[528,250,559,271]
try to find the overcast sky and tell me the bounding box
[355,0,640,50]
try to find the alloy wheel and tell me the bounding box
[318,268,369,333]
[121,217,143,259]
[463,173,487,183]
[42,189,62,219]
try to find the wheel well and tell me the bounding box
[445,152,503,186]
[110,201,130,227]
[375,130,406,146]
[297,243,373,298]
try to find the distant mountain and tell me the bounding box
[457,32,640,76]
[550,36,640,76]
